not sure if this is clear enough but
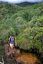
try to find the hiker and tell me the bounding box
[9,35,15,49]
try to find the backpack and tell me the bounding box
[9,36,14,44]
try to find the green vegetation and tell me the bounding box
[0,2,43,53]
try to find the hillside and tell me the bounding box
[0,2,43,53]
[16,2,35,6]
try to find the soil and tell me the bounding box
[2,43,41,64]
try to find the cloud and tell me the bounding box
[0,0,43,3]
[0,0,25,3]
[27,0,43,2]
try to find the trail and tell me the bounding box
[3,43,40,64]
[16,53,40,64]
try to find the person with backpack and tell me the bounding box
[9,35,15,49]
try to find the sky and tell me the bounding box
[0,0,43,3]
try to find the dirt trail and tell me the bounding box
[16,53,40,64]
[3,44,40,64]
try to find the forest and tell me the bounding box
[0,2,43,59]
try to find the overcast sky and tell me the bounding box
[0,0,43,3]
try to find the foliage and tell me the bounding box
[0,2,43,52]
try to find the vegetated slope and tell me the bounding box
[0,2,43,53]
[16,2,35,7]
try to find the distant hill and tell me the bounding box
[16,2,35,6]
[0,1,42,6]
[16,2,40,7]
